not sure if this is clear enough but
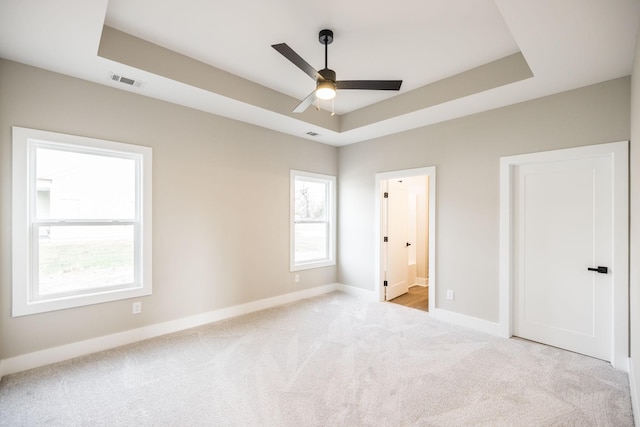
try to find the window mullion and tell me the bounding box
[35,220,137,226]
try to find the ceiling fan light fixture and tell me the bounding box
[316,80,336,100]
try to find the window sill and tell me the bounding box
[290,259,336,272]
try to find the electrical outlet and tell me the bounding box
[446,290,455,301]
[294,273,300,283]
[132,301,142,314]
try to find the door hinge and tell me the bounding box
[383,280,388,287]
[384,192,388,198]
[383,236,388,242]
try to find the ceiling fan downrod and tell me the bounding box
[319,29,333,72]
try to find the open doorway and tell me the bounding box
[375,167,436,312]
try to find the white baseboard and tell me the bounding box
[0,283,339,377]
[336,283,377,301]
[337,284,499,338]
[429,307,501,336]
[630,358,639,427]
[416,277,428,286]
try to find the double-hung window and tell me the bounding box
[12,127,152,316]
[290,170,336,271]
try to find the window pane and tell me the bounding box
[290,170,334,271]
[37,225,135,297]
[295,222,328,262]
[36,147,136,220]
[295,179,327,221]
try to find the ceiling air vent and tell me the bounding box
[109,73,143,88]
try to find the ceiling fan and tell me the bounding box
[272,29,403,113]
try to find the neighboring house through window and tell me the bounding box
[290,170,336,271]
[12,127,152,316]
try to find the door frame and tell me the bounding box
[499,141,628,369]
[375,166,436,309]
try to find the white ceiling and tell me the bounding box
[0,0,639,146]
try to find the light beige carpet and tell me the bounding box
[0,292,633,426]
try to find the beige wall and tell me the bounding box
[0,55,634,380]
[337,77,630,322]
[629,26,640,415]
[0,59,338,359]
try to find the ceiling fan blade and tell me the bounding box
[336,80,403,91]
[293,90,317,113]
[271,43,321,81]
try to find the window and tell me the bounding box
[12,127,152,316]
[290,170,336,271]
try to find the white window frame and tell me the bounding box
[290,170,336,271]
[12,127,152,316]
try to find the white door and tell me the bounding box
[513,155,613,360]
[384,180,409,301]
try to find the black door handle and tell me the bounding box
[587,266,608,274]
[406,242,411,247]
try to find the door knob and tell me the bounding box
[587,266,608,274]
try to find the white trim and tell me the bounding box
[336,283,377,301]
[416,277,428,286]
[0,284,339,377]
[374,167,436,311]
[630,358,640,426]
[499,141,629,370]
[430,308,501,336]
[290,170,336,272]
[11,126,153,316]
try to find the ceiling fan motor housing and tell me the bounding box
[319,68,336,82]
